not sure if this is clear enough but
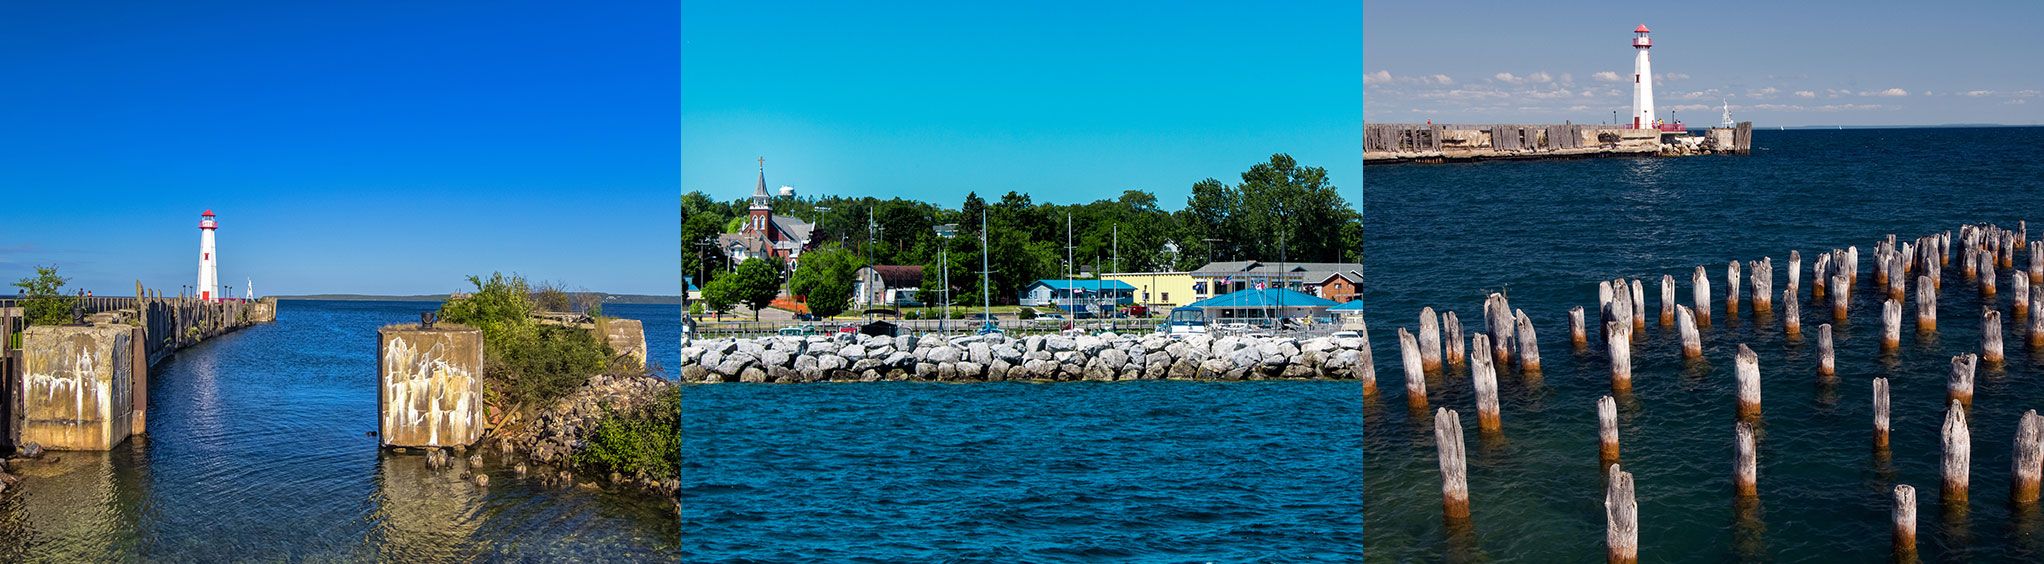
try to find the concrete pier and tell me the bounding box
[17,324,136,451]
[377,323,485,449]
[599,318,648,368]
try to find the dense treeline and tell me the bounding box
[682,154,1361,307]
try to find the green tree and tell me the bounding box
[12,265,72,326]
[438,272,614,410]
[726,258,783,320]
[699,276,736,318]
[788,244,865,319]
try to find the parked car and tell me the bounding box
[1036,312,1067,321]
[777,325,817,336]
[794,313,817,321]
[967,312,998,321]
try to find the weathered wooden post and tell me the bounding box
[1630,279,1646,332]
[1814,253,1830,299]
[1609,321,1633,392]
[1965,247,1980,280]
[1944,400,1970,503]
[1818,324,1836,378]
[1486,293,1515,365]
[2031,241,2043,284]
[1734,421,1758,498]
[1420,307,1443,371]
[1983,308,2004,363]
[1918,276,1938,332]
[1599,395,1620,464]
[1949,353,1977,406]
[1401,328,1426,409]
[1882,299,1902,351]
[1599,280,1615,328]
[1788,250,1803,297]
[1471,334,1501,433]
[1876,253,1892,288]
[1571,306,1588,348]
[1831,273,1851,321]
[2033,285,2044,348]
[1874,377,1892,449]
[2014,275,2030,317]
[1693,266,1712,326]
[1736,344,1762,419]
[2013,410,2043,504]
[1894,484,1917,556]
[1849,246,1862,284]
[1784,291,1802,335]
[1727,260,1742,316]
[1514,310,1540,373]
[1752,258,1774,312]
[1436,408,1470,520]
[1660,275,1676,326]
[1443,311,1465,365]
[1677,305,1702,359]
[1360,320,1377,397]
[1607,463,1638,564]
[1983,260,1998,298]
[1889,256,1907,301]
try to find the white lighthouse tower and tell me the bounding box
[1631,24,1658,130]
[197,209,219,301]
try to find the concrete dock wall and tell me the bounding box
[377,323,485,449]
[599,318,648,368]
[17,325,134,451]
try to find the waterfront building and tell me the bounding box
[853,265,924,308]
[197,209,219,301]
[1098,271,1197,308]
[1176,288,1339,324]
[1188,261,1363,302]
[717,159,816,268]
[1304,270,1363,303]
[1017,279,1136,314]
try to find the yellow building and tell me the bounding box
[1100,271,1198,308]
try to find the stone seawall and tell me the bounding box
[681,332,1370,383]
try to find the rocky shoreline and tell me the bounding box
[681,332,1372,383]
[394,372,680,502]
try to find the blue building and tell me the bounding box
[1017,279,1137,314]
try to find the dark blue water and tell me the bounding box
[1364,127,2044,561]
[683,381,1363,561]
[0,299,679,560]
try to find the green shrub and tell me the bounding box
[440,273,616,409]
[576,384,679,482]
[12,265,73,326]
[1018,308,1037,320]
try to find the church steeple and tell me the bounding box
[750,156,771,210]
[748,157,774,237]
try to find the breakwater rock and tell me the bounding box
[680,332,1371,383]
[495,373,679,499]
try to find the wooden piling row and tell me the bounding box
[1471,334,1501,433]
[1606,463,1638,564]
[1514,309,1541,373]
[1735,344,1761,419]
[1401,328,1426,408]
[1437,408,1470,519]
[1944,400,1970,502]
[1420,307,1443,371]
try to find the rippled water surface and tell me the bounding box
[0,299,679,561]
[684,381,1363,561]
[1364,127,2044,561]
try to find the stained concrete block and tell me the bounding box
[19,324,134,451]
[378,323,485,449]
[599,318,648,367]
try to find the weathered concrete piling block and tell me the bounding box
[1873,377,1891,449]
[1419,307,1443,371]
[1949,353,1977,406]
[1693,266,1712,326]
[1606,463,1639,564]
[2013,410,2043,504]
[18,324,135,450]
[598,318,648,367]
[378,323,486,449]
[1735,344,1761,419]
[1436,408,1470,520]
[1944,400,1970,502]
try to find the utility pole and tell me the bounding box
[935,222,958,335]
[980,207,991,328]
[681,193,690,344]
[1066,212,1074,318]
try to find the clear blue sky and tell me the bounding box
[1364,1,2044,126]
[682,1,1362,211]
[0,2,679,296]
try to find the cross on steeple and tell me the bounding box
[758,156,765,171]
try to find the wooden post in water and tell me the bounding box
[1788,250,1803,298]
[1514,309,1540,373]
[1814,254,1830,299]
[2033,285,2044,348]
[1599,395,1620,464]
[1874,377,1892,449]
[1849,246,1862,284]
[1436,408,1470,520]
[1817,324,1836,378]
[1832,273,1851,322]
[2014,275,2030,317]
[1444,312,1466,365]
[2013,410,2043,504]
[1400,328,1426,408]
[1965,247,1980,280]
[1983,308,2004,363]
[1727,260,1742,317]
[1894,484,1917,557]
[1571,306,1588,348]
[1918,275,1938,332]
[1677,305,1702,359]
[1752,258,1774,312]
[1950,353,1977,406]
[1606,463,1638,564]
[1609,321,1633,392]
[1889,255,1907,301]
[1693,266,1712,327]
[1783,290,1802,335]
[1734,421,1758,498]
[1944,400,1970,503]
[1419,307,1443,371]
[1485,293,1514,365]
[1360,320,1377,397]
[1736,344,1762,419]
[1471,334,1500,433]
[1660,275,1676,326]
[1882,299,1902,351]
[2031,241,2043,284]
[1630,279,1646,332]
[1983,260,1998,298]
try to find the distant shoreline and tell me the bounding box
[275,293,679,305]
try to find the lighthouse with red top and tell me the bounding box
[1631,24,1658,130]
[198,209,219,301]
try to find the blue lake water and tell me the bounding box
[683,380,1364,561]
[1364,127,2044,561]
[0,299,679,560]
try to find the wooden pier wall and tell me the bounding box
[1365,122,1753,165]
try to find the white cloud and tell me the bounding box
[1748,87,1779,97]
[1794,91,1816,98]
[1527,71,1553,84]
[1494,72,1524,84]
[1871,88,1909,97]
[1816,103,1885,112]
[1963,90,1995,97]
[1365,70,1394,85]
[1593,71,1622,82]
[1426,74,1454,85]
